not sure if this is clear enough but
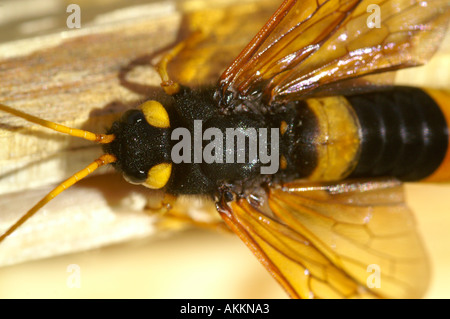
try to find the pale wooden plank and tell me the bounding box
[0,0,449,299]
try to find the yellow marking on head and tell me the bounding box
[140,100,170,128]
[144,163,172,189]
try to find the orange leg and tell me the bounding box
[162,209,229,233]
[144,191,178,216]
[155,30,205,96]
[144,192,229,233]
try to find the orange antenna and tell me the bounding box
[0,103,118,243]
[0,103,115,143]
[0,154,117,243]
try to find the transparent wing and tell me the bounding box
[218,179,430,298]
[217,0,450,106]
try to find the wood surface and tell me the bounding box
[0,0,449,298]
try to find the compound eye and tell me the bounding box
[143,163,172,189]
[123,169,147,185]
[140,100,170,128]
[121,109,145,125]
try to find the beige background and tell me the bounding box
[0,0,449,298]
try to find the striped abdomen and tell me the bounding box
[290,87,450,182]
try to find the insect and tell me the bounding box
[0,0,449,298]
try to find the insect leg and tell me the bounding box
[155,30,205,95]
[145,192,178,216]
[146,193,228,233]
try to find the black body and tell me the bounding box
[348,87,448,181]
[104,86,301,195]
[103,86,449,198]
